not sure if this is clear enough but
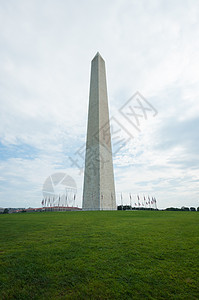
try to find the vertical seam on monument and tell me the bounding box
[97,55,101,210]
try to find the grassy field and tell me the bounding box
[0,211,199,300]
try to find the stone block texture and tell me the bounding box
[82,53,116,210]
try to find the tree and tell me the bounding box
[190,207,196,211]
[181,206,189,211]
[117,205,123,210]
[166,207,180,211]
[3,208,9,214]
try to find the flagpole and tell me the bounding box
[151,197,154,209]
[137,195,140,209]
[148,196,151,210]
[66,193,68,207]
[154,197,157,210]
[134,195,137,209]
[74,193,76,208]
[129,193,132,210]
[142,195,144,208]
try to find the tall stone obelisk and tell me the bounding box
[82,52,116,210]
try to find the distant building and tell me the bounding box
[43,206,82,212]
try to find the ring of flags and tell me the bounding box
[41,193,157,209]
[41,193,77,208]
[119,193,157,210]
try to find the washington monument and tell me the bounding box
[82,52,116,210]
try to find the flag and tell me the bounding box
[74,194,76,200]
[129,193,132,207]
[154,197,157,209]
[137,195,140,206]
[121,193,123,206]
[65,194,68,207]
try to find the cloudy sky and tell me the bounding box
[0,0,199,209]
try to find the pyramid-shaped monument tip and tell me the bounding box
[93,52,104,60]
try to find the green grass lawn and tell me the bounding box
[0,211,199,299]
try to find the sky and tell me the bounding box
[0,0,199,209]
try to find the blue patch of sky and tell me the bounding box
[63,135,86,157]
[0,142,39,161]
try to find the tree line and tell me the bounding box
[117,205,199,211]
